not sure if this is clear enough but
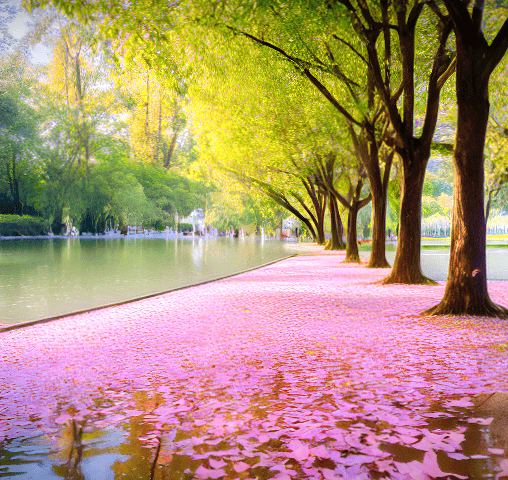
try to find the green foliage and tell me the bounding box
[0,13,210,234]
[0,214,50,236]
[0,56,44,215]
[178,222,193,232]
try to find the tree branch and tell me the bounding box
[358,192,372,209]
[484,18,508,77]
[441,0,475,38]
[302,69,362,126]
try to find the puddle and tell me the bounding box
[1,391,508,479]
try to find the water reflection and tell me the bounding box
[0,238,294,325]
[2,388,507,479]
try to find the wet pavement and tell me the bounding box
[1,251,508,479]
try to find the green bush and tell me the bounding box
[0,214,50,236]
[146,219,166,232]
[178,222,194,232]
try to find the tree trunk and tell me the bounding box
[7,152,23,216]
[345,204,360,262]
[369,184,390,268]
[316,194,327,245]
[425,98,508,316]
[423,0,508,317]
[382,151,435,284]
[325,194,345,250]
[348,124,392,268]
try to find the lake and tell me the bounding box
[1,236,508,326]
[0,237,298,326]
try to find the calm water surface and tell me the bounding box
[0,237,295,325]
[2,237,508,326]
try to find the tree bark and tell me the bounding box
[345,204,360,262]
[325,194,345,250]
[348,123,392,267]
[302,179,327,245]
[316,193,327,245]
[426,102,500,314]
[382,151,435,284]
[369,188,389,267]
[424,0,508,317]
[424,93,507,315]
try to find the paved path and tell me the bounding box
[1,252,508,479]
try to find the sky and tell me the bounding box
[0,0,51,64]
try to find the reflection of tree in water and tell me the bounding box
[52,420,85,480]
[111,390,163,479]
[34,388,508,479]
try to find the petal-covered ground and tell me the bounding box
[1,251,508,479]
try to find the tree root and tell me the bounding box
[423,298,508,318]
[367,258,391,268]
[324,239,345,250]
[343,255,362,264]
[381,271,438,286]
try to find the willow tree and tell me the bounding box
[425,0,508,317]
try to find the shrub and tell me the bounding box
[147,219,166,232]
[0,215,50,236]
[178,222,194,232]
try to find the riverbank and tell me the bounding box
[1,251,508,478]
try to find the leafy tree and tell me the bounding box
[188,42,339,244]
[0,55,43,216]
[425,0,508,317]
[484,57,508,223]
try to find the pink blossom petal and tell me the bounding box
[233,461,250,473]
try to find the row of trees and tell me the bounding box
[24,0,508,316]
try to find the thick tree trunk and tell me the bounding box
[325,194,345,250]
[423,0,508,317]
[345,205,360,262]
[382,151,435,284]
[425,98,508,317]
[369,186,390,268]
